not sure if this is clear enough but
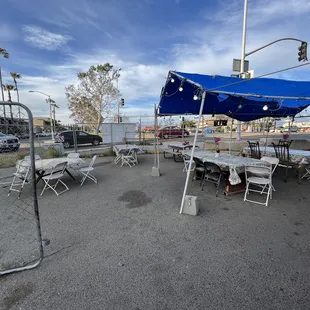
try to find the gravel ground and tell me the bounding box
[1,154,310,310]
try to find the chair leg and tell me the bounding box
[244,182,249,201]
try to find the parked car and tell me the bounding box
[157,126,190,139]
[0,132,20,152]
[55,130,103,148]
[280,126,299,133]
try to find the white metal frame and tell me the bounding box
[8,160,31,198]
[79,155,97,186]
[40,161,69,196]
[260,156,279,191]
[244,165,273,206]
[121,149,136,168]
[302,166,310,179]
[113,146,122,164]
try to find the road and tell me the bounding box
[17,132,310,151]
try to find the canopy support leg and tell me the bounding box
[180,91,206,215]
[152,104,160,176]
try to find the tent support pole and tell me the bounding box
[229,118,234,155]
[180,91,206,214]
[152,104,160,176]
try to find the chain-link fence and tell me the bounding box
[0,102,43,275]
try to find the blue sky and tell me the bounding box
[1,0,310,123]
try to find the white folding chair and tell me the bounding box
[244,165,273,206]
[113,146,122,164]
[121,149,136,168]
[40,161,69,196]
[182,156,196,173]
[302,165,310,179]
[79,155,97,186]
[8,160,31,198]
[260,156,279,191]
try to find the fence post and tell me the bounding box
[73,125,78,152]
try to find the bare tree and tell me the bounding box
[66,63,120,133]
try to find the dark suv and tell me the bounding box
[55,130,102,148]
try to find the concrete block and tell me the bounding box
[182,195,199,216]
[151,167,160,177]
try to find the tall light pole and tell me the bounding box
[29,90,56,141]
[236,0,248,141]
[116,68,121,123]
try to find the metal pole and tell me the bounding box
[180,91,206,214]
[229,118,234,155]
[237,0,248,141]
[48,97,54,141]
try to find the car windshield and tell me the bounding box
[0,132,5,136]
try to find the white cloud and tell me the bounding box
[22,25,73,51]
[4,0,310,123]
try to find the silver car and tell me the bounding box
[0,132,20,152]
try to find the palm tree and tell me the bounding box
[0,48,9,132]
[0,48,9,102]
[10,72,22,119]
[2,84,15,121]
[10,72,21,102]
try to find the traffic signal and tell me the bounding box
[119,116,123,123]
[298,42,308,62]
[120,98,125,106]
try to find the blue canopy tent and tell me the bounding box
[156,71,310,215]
[159,71,310,121]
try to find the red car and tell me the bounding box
[157,126,190,139]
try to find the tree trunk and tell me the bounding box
[0,66,8,133]
[96,113,101,135]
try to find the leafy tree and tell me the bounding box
[181,120,196,129]
[65,63,120,133]
[164,117,175,127]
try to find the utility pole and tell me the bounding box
[237,0,248,141]
[29,90,56,141]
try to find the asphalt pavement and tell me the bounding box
[1,155,310,309]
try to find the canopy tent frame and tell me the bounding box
[158,70,310,215]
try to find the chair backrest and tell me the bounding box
[245,165,272,179]
[247,141,261,159]
[52,161,68,174]
[260,156,279,173]
[203,161,222,174]
[113,146,120,156]
[272,141,290,163]
[89,155,97,168]
[16,160,31,176]
[193,157,204,168]
[67,152,80,158]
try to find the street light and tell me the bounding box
[29,90,56,141]
[115,68,122,123]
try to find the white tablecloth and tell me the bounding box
[168,142,193,150]
[114,144,144,154]
[243,146,310,165]
[184,150,270,185]
[17,157,84,171]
